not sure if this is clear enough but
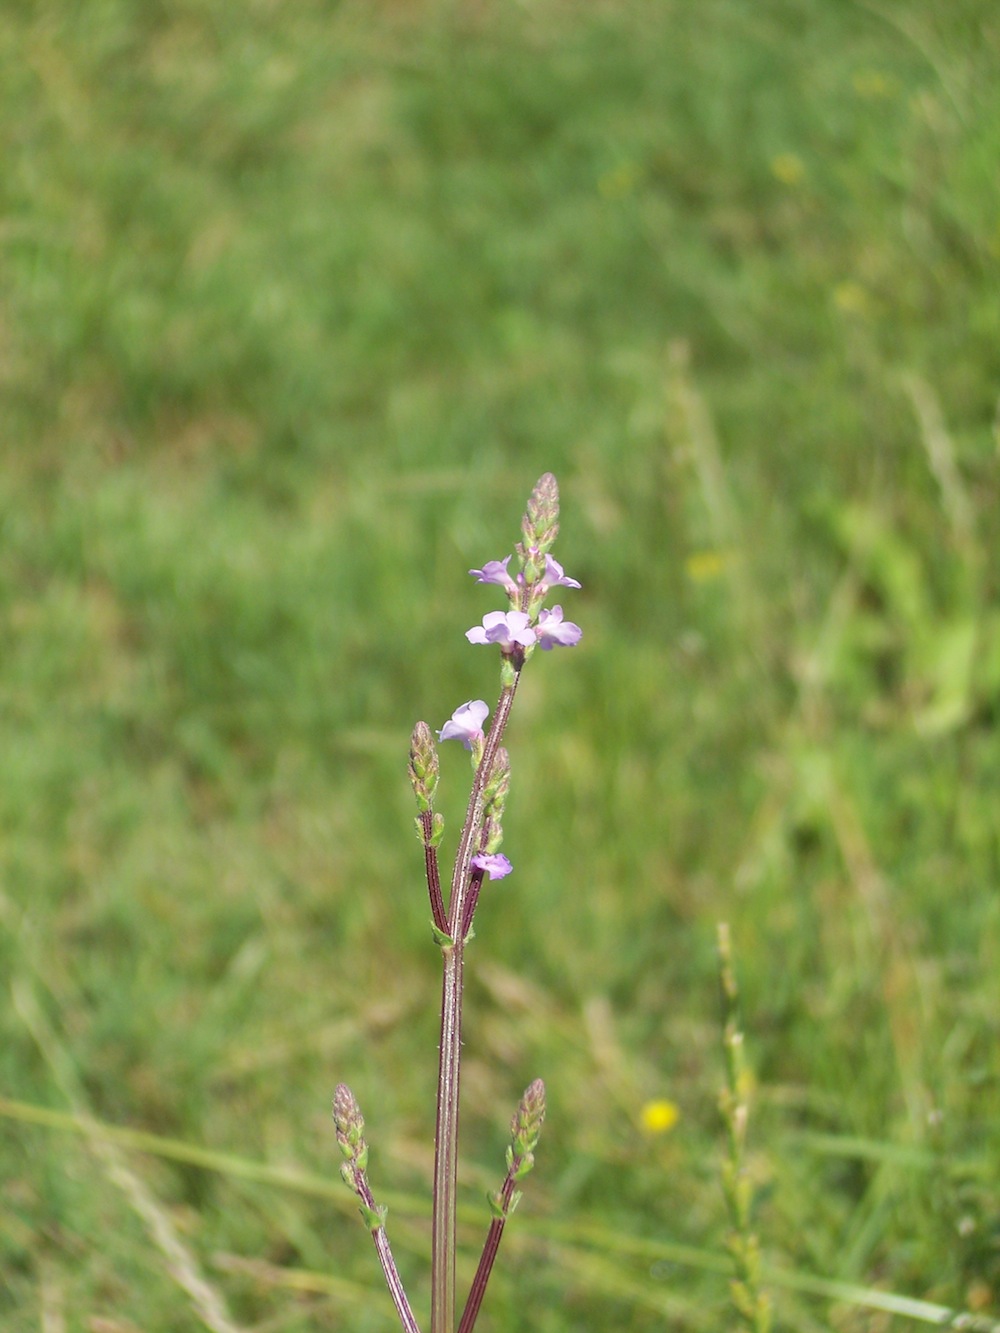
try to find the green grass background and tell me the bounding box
[1,0,999,1328]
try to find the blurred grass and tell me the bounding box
[1,0,999,1328]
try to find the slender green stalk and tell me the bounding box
[430,674,520,1333]
[717,923,771,1333]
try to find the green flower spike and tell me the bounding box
[517,472,560,584]
[408,721,440,813]
[481,747,511,854]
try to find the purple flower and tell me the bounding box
[471,852,513,881]
[469,556,518,593]
[438,699,490,749]
[466,610,537,652]
[535,605,582,650]
[541,555,582,590]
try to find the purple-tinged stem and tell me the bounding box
[430,672,521,1333]
[456,1173,516,1333]
[431,940,462,1333]
[333,1084,421,1333]
[458,1078,546,1333]
[459,868,487,942]
[418,812,448,935]
[355,1178,422,1333]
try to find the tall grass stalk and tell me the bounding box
[717,922,772,1333]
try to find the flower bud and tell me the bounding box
[517,473,560,570]
[510,1077,546,1162]
[414,811,446,848]
[482,815,504,855]
[482,747,510,813]
[407,722,439,812]
[332,1083,368,1167]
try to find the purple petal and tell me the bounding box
[469,556,517,591]
[438,699,490,747]
[543,555,582,590]
[535,605,583,650]
[471,853,513,881]
[468,610,537,651]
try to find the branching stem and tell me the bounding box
[430,672,521,1333]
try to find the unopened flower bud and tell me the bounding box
[358,1201,388,1233]
[482,814,504,855]
[482,748,510,817]
[510,1078,546,1161]
[333,1083,367,1165]
[512,1151,536,1180]
[408,722,439,812]
[414,811,446,848]
[429,812,445,847]
[517,474,560,573]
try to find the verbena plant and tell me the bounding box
[333,473,582,1333]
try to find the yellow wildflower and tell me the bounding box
[640,1099,680,1135]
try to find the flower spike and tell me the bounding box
[517,472,560,570]
[408,721,440,812]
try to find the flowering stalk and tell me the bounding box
[431,678,521,1333]
[457,1078,546,1333]
[333,1084,422,1333]
[337,474,581,1333]
[408,722,447,935]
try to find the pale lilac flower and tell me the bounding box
[466,611,537,652]
[541,555,582,590]
[469,556,518,593]
[535,605,582,650]
[471,852,513,880]
[438,699,490,749]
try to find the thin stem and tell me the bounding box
[431,941,461,1333]
[456,1173,517,1333]
[446,675,520,938]
[717,922,772,1333]
[419,813,448,935]
[354,1178,423,1333]
[430,671,521,1333]
[333,1083,422,1333]
[459,868,486,941]
[458,1075,545,1333]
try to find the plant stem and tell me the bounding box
[333,1082,422,1333]
[431,940,462,1333]
[419,812,448,935]
[456,1173,516,1333]
[430,672,520,1333]
[356,1182,422,1333]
